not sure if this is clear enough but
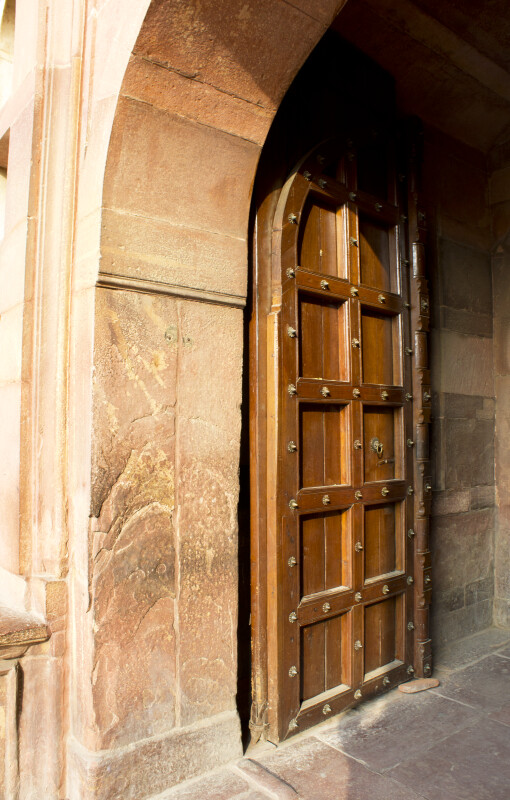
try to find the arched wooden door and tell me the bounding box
[250,124,432,744]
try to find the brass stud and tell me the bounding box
[289,666,298,677]
[408,529,415,539]
[355,592,362,602]
[381,487,389,497]
[375,202,382,212]
[323,602,331,613]
[349,192,357,202]
[355,541,363,552]
[354,640,363,650]
[407,439,415,447]
[289,499,299,510]
[288,213,298,224]
[425,574,432,584]
[317,154,326,164]
[418,211,426,222]
[421,297,429,312]
[381,390,389,400]
[288,441,298,452]
[404,258,410,267]
[320,279,330,290]
[405,393,413,402]
[288,556,297,567]
[354,689,362,700]
[289,718,298,730]
[383,676,391,686]
[289,611,298,623]
[353,388,361,398]
[288,384,297,396]
[407,665,415,675]
[404,302,411,309]
[350,237,359,247]
[405,347,413,355]
[354,439,362,450]
[303,170,312,180]
[322,495,331,506]
[408,621,415,631]
[424,664,431,675]
[355,490,363,500]
[425,483,432,494]
[424,391,432,403]
[287,326,297,338]
[352,338,360,348]
[407,576,414,585]
[350,286,359,297]
[322,703,332,715]
[401,214,408,222]
[382,584,390,594]
[321,386,331,397]
[286,267,296,278]
[318,178,327,188]
[378,293,386,304]
[408,486,414,495]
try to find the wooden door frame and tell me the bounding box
[248,114,432,745]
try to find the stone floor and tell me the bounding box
[155,627,510,800]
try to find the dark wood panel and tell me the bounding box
[299,296,349,381]
[300,403,349,488]
[299,198,346,278]
[301,510,349,597]
[359,214,391,291]
[361,309,394,385]
[364,597,397,675]
[364,503,397,580]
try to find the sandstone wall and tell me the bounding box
[425,129,496,644]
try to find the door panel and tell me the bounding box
[255,121,431,743]
[300,404,349,487]
[299,296,349,380]
[300,510,351,596]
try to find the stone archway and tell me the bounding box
[68,2,347,798]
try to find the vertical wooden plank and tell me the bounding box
[361,310,394,385]
[325,616,343,689]
[299,202,321,272]
[365,503,396,579]
[300,405,324,487]
[301,622,325,701]
[301,514,326,597]
[320,205,338,277]
[359,215,391,292]
[324,511,344,590]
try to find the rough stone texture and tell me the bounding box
[90,288,178,748]
[70,711,242,800]
[159,768,268,800]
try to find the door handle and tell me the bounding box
[370,437,384,457]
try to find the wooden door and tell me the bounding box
[251,127,432,743]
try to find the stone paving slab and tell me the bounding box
[252,737,427,800]
[317,689,481,773]
[433,653,510,713]
[387,716,510,800]
[433,627,510,671]
[155,769,270,799]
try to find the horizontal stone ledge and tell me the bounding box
[97,272,246,308]
[0,603,49,654]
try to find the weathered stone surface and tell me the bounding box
[387,716,510,800]
[431,508,494,594]
[494,315,510,376]
[432,489,470,516]
[398,678,440,693]
[440,238,492,315]
[160,768,267,800]
[133,0,338,109]
[444,417,494,488]
[441,306,492,338]
[320,691,478,773]
[431,330,494,397]
[122,54,273,146]
[103,96,260,242]
[100,207,248,299]
[443,392,485,419]
[90,288,179,748]
[433,586,465,614]
[176,302,243,726]
[432,600,494,645]
[256,736,425,799]
[434,627,510,671]
[70,711,242,800]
